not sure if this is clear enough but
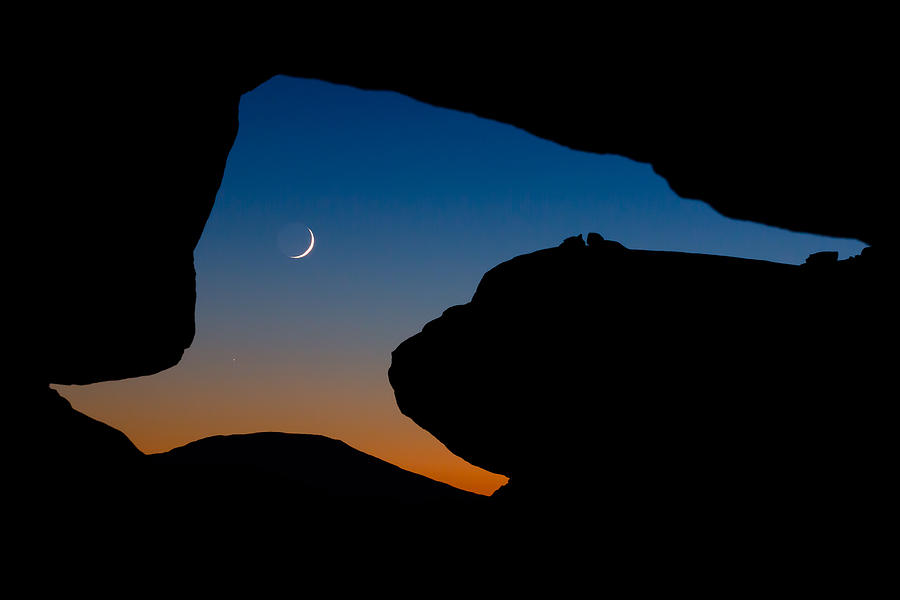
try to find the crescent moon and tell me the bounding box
[289,227,315,259]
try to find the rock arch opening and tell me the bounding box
[53,75,867,496]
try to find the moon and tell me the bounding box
[290,227,315,259]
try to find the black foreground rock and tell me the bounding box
[390,234,891,557]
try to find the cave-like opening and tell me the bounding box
[53,76,867,496]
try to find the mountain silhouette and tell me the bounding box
[19,386,484,548]
[147,431,482,506]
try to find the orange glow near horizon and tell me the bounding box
[53,351,509,497]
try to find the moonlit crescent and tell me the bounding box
[290,228,315,259]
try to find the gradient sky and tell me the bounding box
[54,76,867,495]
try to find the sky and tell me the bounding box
[54,76,867,496]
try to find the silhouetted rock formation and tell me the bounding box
[19,386,143,477]
[18,387,483,539]
[147,431,482,507]
[21,40,889,385]
[389,235,890,536]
